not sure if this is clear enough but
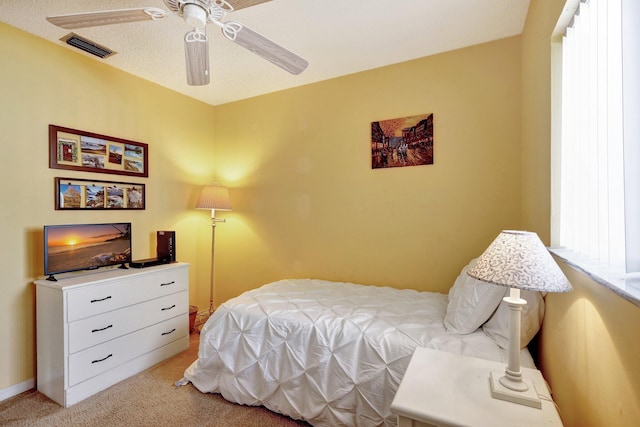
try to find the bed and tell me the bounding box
[181,260,545,426]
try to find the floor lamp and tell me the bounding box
[467,230,572,408]
[196,183,231,315]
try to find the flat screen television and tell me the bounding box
[44,222,132,281]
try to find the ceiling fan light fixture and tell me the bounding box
[183,3,207,28]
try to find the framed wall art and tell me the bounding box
[49,125,148,177]
[371,113,434,169]
[55,177,145,210]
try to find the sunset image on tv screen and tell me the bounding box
[45,223,131,275]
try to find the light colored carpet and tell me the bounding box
[0,333,311,426]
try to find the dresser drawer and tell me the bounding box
[68,313,188,387]
[66,267,187,321]
[68,291,188,354]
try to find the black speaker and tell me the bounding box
[156,231,176,263]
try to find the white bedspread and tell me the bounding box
[183,279,534,426]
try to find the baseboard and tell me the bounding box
[0,378,35,402]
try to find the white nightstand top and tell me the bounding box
[391,347,563,427]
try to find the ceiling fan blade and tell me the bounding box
[46,8,168,30]
[184,30,210,86]
[225,0,273,11]
[222,23,308,75]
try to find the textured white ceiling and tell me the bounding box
[0,0,530,106]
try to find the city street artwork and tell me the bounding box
[371,113,433,169]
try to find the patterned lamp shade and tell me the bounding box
[196,184,232,211]
[467,230,572,293]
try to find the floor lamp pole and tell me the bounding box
[208,214,227,314]
[209,218,217,315]
[196,183,231,316]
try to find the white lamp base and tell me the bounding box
[490,371,542,409]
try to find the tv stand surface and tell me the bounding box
[35,262,189,407]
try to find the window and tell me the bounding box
[552,0,640,289]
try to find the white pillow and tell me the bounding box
[482,290,545,349]
[444,259,506,334]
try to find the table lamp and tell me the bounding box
[196,183,231,314]
[467,230,572,408]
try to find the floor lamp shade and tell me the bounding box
[196,183,231,316]
[467,230,571,408]
[196,184,232,212]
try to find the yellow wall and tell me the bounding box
[0,23,217,390]
[212,37,523,303]
[542,262,640,427]
[521,1,640,426]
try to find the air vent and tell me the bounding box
[61,33,115,59]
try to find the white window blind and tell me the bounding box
[556,0,640,274]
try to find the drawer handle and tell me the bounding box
[160,281,175,287]
[161,328,176,336]
[91,354,113,364]
[91,324,113,333]
[90,296,112,303]
[161,304,176,311]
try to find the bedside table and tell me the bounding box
[391,347,563,427]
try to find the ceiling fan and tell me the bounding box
[46,0,309,86]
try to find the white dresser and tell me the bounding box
[35,262,190,407]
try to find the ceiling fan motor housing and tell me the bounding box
[164,0,226,27]
[183,3,207,28]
